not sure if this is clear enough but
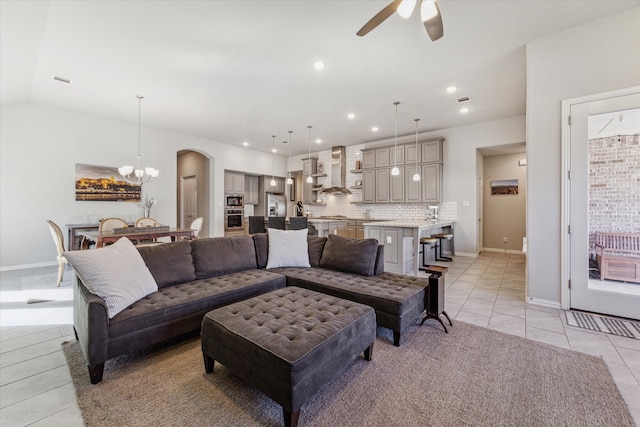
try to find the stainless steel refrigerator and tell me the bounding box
[266,193,286,217]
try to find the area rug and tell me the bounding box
[63,321,634,427]
[566,310,640,340]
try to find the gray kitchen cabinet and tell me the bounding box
[375,168,390,203]
[244,175,259,204]
[375,147,390,167]
[362,151,375,169]
[264,176,285,194]
[422,164,442,203]
[421,139,443,163]
[390,146,404,167]
[390,167,404,203]
[328,221,346,236]
[224,171,244,194]
[405,144,420,164]
[362,169,376,203]
[404,165,421,203]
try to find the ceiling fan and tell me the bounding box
[356,0,443,41]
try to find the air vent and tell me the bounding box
[457,96,471,103]
[52,76,72,84]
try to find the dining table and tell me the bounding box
[79,227,195,248]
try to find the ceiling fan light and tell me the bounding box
[420,0,438,21]
[397,0,417,18]
[119,165,133,175]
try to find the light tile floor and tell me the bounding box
[1,252,638,426]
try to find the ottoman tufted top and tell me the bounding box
[203,286,375,365]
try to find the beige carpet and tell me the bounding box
[63,321,634,427]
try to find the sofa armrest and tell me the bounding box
[73,273,110,366]
[374,245,385,275]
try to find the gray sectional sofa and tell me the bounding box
[72,233,428,384]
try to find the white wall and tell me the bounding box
[0,102,285,268]
[526,9,640,304]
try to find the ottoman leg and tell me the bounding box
[203,354,215,373]
[284,408,300,427]
[393,330,401,347]
[364,343,374,361]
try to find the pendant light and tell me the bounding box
[306,126,313,184]
[286,130,294,185]
[413,118,421,181]
[119,95,159,185]
[270,135,276,187]
[391,101,400,176]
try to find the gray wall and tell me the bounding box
[483,153,527,251]
[526,8,640,304]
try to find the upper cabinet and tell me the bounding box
[244,175,259,204]
[264,176,285,194]
[360,137,444,204]
[224,171,245,194]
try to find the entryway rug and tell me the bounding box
[63,320,634,427]
[566,310,640,339]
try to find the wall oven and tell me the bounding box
[224,208,244,231]
[225,194,243,208]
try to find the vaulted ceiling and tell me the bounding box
[1,1,637,155]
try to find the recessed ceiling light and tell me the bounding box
[446,86,457,93]
[371,126,379,132]
[242,142,249,146]
[315,138,322,144]
[347,113,355,120]
[272,148,277,153]
[313,61,325,71]
[459,107,470,114]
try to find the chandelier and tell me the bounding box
[119,95,159,185]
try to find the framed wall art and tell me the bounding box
[75,163,141,202]
[490,179,519,195]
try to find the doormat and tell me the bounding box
[566,311,640,340]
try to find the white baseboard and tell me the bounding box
[453,252,478,258]
[482,248,525,255]
[526,296,562,310]
[0,261,57,272]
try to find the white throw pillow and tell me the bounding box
[65,237,158,319]
[266,228,310,269]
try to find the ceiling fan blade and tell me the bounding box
[356,0,402,37]
[423,2,443,41]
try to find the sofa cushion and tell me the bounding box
[137,240,195,289]
[266,228,310,268]
[253,234,327,269]
[108,270,286,338]
[65,237,158,319]
[191,235,257,279]
[320,234,379,276]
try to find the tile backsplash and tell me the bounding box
[303,144,457,221]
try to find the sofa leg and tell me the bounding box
[364,343,374,361]
[88,363,104,384]
[393,330,401,347]
[284,408,300,427]
[203,354,215,373]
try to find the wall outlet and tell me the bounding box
[503,237,508,243]
[386,236,392,244]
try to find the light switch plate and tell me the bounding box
[462,201,470,207]
[386,236,392,244]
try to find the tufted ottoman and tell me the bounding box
[201,286,376,427]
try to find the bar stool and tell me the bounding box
[418,236,438,272]
[434,232,453,262]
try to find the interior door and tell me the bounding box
[568,91,640,319]
[181,175,197,228]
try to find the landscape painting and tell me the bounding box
[75,163,141,202]
[491,179,519,195]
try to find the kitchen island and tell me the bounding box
[364,220,455,276]
[307,218,348,237]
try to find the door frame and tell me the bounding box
[560,85,640,310]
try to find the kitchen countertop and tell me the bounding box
[362,219,455,228]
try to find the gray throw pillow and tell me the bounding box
[307,236,327,267]
[191,235,257,279]
[319,234,379,276]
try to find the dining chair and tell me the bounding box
[99,217,128,232]
[135,217,160,227]
[46,220,68,287]
[268,216,286,230]
[288,217,308,230]
[189,217,204,239]
[249,216,266,234]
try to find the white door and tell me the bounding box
[181,175,197,228]
[566,89,640,319]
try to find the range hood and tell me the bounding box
[321,146,352,195]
